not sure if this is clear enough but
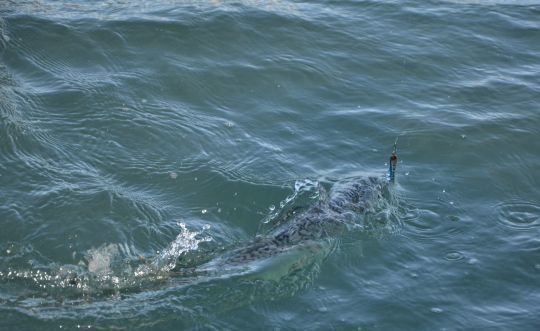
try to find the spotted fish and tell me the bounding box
[193,145,399,278]
[202,177,389,269]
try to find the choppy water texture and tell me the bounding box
[1,1,540,330]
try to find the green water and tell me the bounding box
[1,1,540,330]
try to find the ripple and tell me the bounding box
[444,251,464,261]
[496,200,540,230]
[401,206,455,243]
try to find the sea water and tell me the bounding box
[1,1,540,330]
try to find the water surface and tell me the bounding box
[1,1,540,330]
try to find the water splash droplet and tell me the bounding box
[467,258,478,265]
[150,222,212,272]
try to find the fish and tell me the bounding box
[192,177,387,273]
[180,144,399,279]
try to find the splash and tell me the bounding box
[86,244,121,276]
[145,222,212,273]
[0,223,214,299]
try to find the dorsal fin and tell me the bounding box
[318,184,330,208]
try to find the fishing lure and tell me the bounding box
[389,138,398,183]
